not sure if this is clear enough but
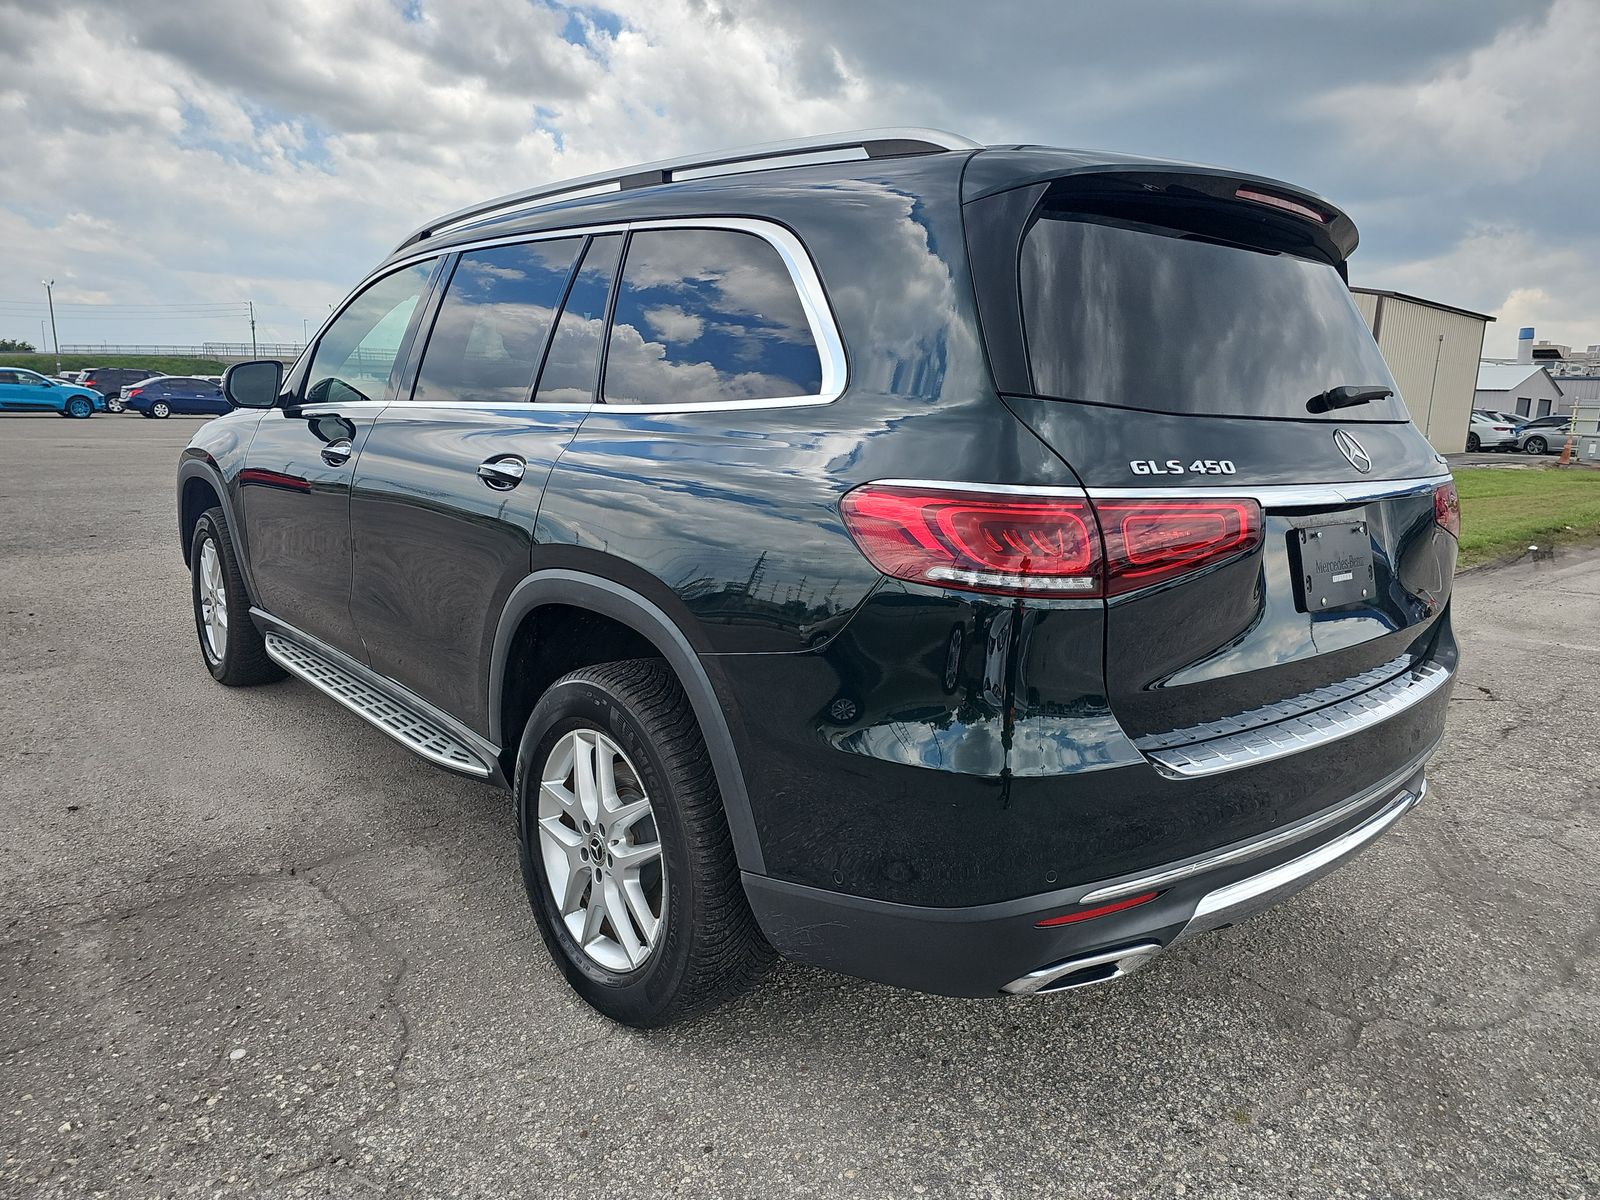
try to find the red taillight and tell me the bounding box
[1094,498,1262,596]
[839,485,1263,599]
[127,387,144,399]
[839,486,1101,597]
[1035,890,1162,927]
[1434,481,1460,539]
[1235,186,1328,224]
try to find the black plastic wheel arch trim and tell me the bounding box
[176,457,260,603]
[489,570,766,875]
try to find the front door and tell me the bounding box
[240,259,438,659]
[349,233,608,736]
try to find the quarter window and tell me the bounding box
[533,234,623,405]
[411,238,582,406]
[603,228,822,406]
[305,261,434,405]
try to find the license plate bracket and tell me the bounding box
[1293,516,1375,612]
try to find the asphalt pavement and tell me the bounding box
[2,414,1597,1198]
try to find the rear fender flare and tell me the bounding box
[490,570,765,875]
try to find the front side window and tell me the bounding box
[603,228,822,406]
[305,260,434,405]
[411,238,581,406]
[534,234,623,405]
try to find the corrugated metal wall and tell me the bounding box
[1353,292,1488,455]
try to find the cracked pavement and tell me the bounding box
[2,416,1598,1198]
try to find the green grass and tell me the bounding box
[1454,466,1600,566]
[0,353,227,375]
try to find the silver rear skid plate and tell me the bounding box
[1003,778,1424,996]
[264,631,493,778]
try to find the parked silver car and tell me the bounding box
[1517,416,1571,455]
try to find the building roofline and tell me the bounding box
[1350,287,1497,323]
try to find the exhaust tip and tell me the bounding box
[1002,942,1164,996]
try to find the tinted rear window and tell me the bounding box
[1020,215,1405,421]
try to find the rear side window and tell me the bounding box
[411,238,581,406]
[534,234,623,405]
[603,228,821,406]
[1020,215,1404,421]
[306,261,434,405]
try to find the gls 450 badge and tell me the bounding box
[1129,459,1237,476]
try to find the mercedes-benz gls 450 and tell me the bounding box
[177,129,1457,1026]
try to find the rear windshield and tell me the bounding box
[1020,214,1405,421]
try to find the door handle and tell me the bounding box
[321,438,354,467]
[478,455,527,491]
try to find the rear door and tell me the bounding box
[348,233,601,736]
[240,258,438,658]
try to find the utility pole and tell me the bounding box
[248,300,258,357]
[41,280,60,373]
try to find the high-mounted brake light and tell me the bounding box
[1434,481,1460,539]
[839,485,1263,599]
[1235,186,1328,224]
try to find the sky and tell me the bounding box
[0,0,1593,358]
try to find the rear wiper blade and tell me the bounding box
[1306,384,1393,414]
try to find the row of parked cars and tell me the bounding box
[1467,409,1573,455]
[0,366,230,418]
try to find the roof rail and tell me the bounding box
[394,127,982,252]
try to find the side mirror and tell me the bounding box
[223,359,284,409]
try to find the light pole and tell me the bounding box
[41,280,60,373]
[248,300,258,357]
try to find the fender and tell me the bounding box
[176,455,261,603]
[490,570,766,875]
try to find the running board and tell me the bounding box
[263,632,493,778]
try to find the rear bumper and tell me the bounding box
[744,750,1432,998]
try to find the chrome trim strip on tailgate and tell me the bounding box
[1142,659,1452,779]
[1173,780,1425,942]
[1087,474,1451,507]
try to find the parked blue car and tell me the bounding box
[0,367,106,418]
[125,376,231,418]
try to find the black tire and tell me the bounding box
[1466,433,1480,452]
[1525,436,1547,455]
[151,401,171,418]
[190,507,284,687]
[514,659,772,1026]
[66,395,93,418]
[107,399,124,414]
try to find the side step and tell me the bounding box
[264,631,493,778]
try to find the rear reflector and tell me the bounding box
[840,485,1263,599]
[1035,890,1161,927]
[1434,481,1460,539]
[1235,186,1328,224]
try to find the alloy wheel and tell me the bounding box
[197,538,229,660]
[537,728,666,972]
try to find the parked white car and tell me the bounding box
[1467,410,1517,452]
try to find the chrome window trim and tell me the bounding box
[346,217,845,416]
[1087,475,1453,507]
[1077,747,1435,905]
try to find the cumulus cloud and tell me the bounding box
[0,0,1592,359]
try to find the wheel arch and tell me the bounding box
[176,459,259,602]
[491,570,765,875]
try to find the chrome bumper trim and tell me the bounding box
[1172,780,1425,942]
[1078,749,1435,905]
[1142,660,1452,779]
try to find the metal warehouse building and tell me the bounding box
[1351,288,1494,455]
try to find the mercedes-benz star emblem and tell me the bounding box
[1334,428,1372,473]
